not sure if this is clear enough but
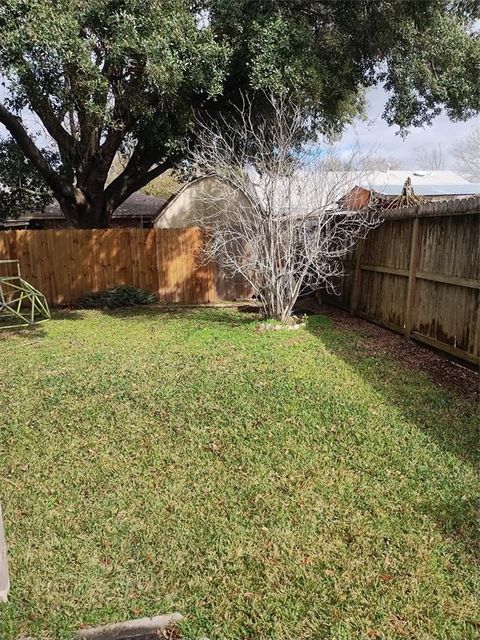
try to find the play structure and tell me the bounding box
[0,260,51,329]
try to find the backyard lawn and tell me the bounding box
[0,307,478,640]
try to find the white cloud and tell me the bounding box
[340,86,480,169]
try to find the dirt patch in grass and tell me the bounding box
[295,297,479,398]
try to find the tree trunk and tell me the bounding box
[260,283,300,323]
[58,189,109,228]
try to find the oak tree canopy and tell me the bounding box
[0,0,478,226]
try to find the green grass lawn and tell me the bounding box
[0,308,478,640]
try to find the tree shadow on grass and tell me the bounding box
[0,309,87,342]
[305,313,479,561]
[306,314,478,466]
[0,323,48,343]
[51,309,87,321]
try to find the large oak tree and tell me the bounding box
[0,0,478,227]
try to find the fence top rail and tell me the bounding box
[380,195,479,220]
[0,226,205,235]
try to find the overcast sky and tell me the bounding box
[339,85,479,170]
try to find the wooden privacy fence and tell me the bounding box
[1,200,478,364]
[325,197,479,365]
[0,227,250,306]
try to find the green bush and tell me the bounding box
[78,286,157,309]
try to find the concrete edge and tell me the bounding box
[0,503,10,603]
[74,613,183,640]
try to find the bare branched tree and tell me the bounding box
[452,125,480,181]
[415,143,446,170]
[364,155,403,171]
[190,95,380,322]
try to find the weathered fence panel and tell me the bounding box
[0,227,249,306]
[325,197,480,365]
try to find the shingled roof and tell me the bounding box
[1,191,166,227]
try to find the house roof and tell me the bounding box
[110,192,166,218]
[355,170,479,197]
[1,191,166,226]
[152,169,480,224]
[360,170,471,186]
[371,183,480,196]
[246,168,480,211]
[151,181,191,224]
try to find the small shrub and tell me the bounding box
[78,286,158,309]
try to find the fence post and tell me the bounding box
[404,216,420,338]
[350,238,365,315]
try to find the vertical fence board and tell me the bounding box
[30,231,50,299]
[144,231,154,291]
[89,230,104,294]
[176,229,188,303]
[349,239,364,314]
[404,217,420,337]
[155,229,167,303]
[164,229,175,303]
[173,229,185,303]
[181,227,195,303]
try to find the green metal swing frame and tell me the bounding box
[0,260,51,330]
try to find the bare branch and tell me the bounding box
[451,125,480,181]
[415,143,446,171]
[190,93,380,322]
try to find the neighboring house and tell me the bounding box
[0,202,66,230]
[153,170,480,227]
[340,170,480,209]
[153,175,250,228]
[153,171,352,227]
[0,192,166,229]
